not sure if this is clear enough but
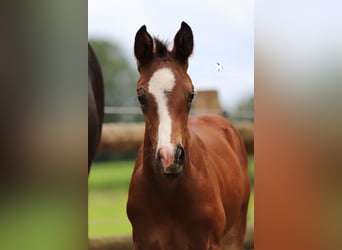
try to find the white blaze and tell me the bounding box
[148,68,175,154]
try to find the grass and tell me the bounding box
[88,158,254,237]
[88,161,134,237]
[88,161,133,192]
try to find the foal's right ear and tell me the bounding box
[172,22,193,69]
[134,25,154,70]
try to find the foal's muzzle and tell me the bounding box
[157,144,185,175]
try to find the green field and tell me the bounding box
[88,158,254,237]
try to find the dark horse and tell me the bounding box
[88,43,104,174]
[127,22,250,249]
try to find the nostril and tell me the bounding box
[157,149,163,162]
[175,145,185,164]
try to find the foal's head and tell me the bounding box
[134,22,195,175]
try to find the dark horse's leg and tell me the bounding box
[88,43,104,174]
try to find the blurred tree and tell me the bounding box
[89,39,142,122]
[232,95,254,122]
[237,95,254,112]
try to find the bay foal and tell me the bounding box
[127,22,250,250]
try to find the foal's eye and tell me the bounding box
[137,95,146,106]
[137,88,147,106]
[187,92,195,103]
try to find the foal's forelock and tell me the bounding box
[148,67,176,154]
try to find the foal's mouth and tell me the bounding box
[156,160,184,176]
[162,164,183,176]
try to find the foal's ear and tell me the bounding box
[134,25,154,70]
[172,22,194,69]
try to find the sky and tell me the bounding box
[88,0,254,110]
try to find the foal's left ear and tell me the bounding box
[134,25,154,71]
[172,22,194,69]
